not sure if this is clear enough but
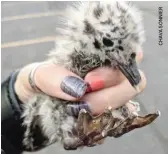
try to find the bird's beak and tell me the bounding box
[118,60,141,89]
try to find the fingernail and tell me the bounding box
[66,101,91,117]
[61,76,87,98]
[86,82,92,93]
[86,79,104,93]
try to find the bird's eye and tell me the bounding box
[102,37,114,47]
[130,53,136,59]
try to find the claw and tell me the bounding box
[80,109,87,113]
[156,110,161,116]
[101,132,105,137]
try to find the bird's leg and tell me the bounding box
[77,109,93,141]
[76,109,100,147]
[62,109,92,150]
[76,108,115,147]
[100,107,116,137]
[87,107,116,145]
[123,111,160,132]
[107,111,160,138]
[85,108,113,145]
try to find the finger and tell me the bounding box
[65,70,146,116]
[34,63,87,101]
[82,70,146,115]
[84,50,144,92]
[85,67,125,91]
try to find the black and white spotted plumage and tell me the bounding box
[22,1,145,151]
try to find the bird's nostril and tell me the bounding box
[104,59,111,66]
[118,46,124,51]
[131,53,136,59]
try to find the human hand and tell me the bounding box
[15,50,145,115]
[83,68,146,115]
[81,50,146,115]
[14,61,88,103]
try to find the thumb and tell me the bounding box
[34,63,88,101]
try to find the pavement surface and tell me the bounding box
[1,2,168,154]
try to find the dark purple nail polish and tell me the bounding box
[66,101,91,117]
[61,76,87,98]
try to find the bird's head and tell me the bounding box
[57,1,145,89]
[102,37,142,89]
[83,2,145,88]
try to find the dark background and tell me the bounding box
[1,2,168,154]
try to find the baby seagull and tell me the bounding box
[21,1,160,151]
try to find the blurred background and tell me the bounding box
[1,1,168,154]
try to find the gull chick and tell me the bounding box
[21,1,159,151]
